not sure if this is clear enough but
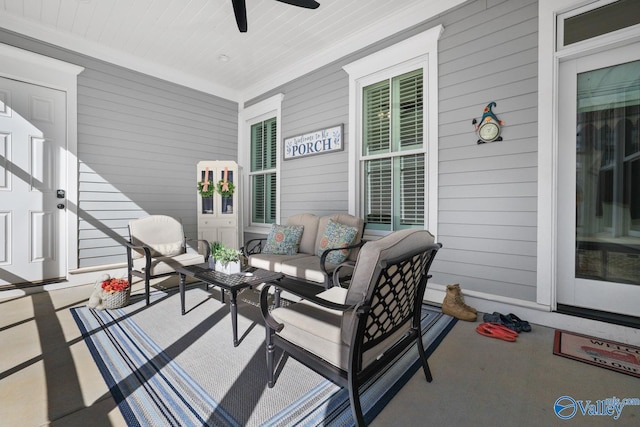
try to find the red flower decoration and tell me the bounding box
[101,278,130,294]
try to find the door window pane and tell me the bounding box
[575,59,640,285]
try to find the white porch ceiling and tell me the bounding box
[0,0,463,102]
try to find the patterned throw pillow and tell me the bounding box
[316,219,359,264]
[262,224,304,255]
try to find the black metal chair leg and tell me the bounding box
[266,327,275,388]
[417,337,433,382]
[145,278,150,306]
[348,377,366,426]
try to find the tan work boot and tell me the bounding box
[441,284,477,321]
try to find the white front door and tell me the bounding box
[557,42,640,317]
[0,77,67,285]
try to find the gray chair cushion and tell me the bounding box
[271,286,416,370]
[271,286,347,368]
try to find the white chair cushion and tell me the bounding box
[132,252,204,276]
[129,215,185,259]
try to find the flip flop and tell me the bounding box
[483,322,519,338]
[476,322,517,342]
[507,313,532,332]
[482,312,522,332]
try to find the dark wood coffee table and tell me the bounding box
[175,263,283,346]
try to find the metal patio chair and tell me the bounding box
[260,229,442,425]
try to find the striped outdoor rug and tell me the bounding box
[72,285,456,426]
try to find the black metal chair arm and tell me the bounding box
[124,241,152,258]
[262,277,358,312]
[242,238,267,258]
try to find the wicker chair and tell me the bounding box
[260,229,441,426]
[125,215,210,305]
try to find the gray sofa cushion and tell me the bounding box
[247,213,365,284]
[247,253,310,273]
[286,213,320,255]
[280,255,331,283]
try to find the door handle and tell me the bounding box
[57,203,65,209]
[57,189,65,199]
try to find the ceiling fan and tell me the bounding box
[231,0,320,32]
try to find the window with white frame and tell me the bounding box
[250,117,277,224]
[344,26,442,235]
[240,93,283,230]
[362,69,425,231]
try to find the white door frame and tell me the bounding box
[0,43,84,280]
[537,0,640,310]
[556,45,640,316]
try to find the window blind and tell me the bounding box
[365,158,392,224]
[362,68,425,231]
[251,117,277,224]
[395,70,423,150]
[399,154,424,226]
[363,81,390,155]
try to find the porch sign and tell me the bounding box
[284,124,343,160]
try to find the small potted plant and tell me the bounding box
[211,243,241,275]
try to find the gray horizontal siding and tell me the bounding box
[0,29,238,268]
[248,63,350,222]
[77,65,238,267]
[433,0,539,301]
[246,0,540,303]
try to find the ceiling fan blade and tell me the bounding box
[231,0,248,32]
[275,0,320,9]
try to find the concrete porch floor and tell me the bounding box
[1,277,639,426]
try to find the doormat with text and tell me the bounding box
[553,330,640,379]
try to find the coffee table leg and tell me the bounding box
[179,273,186,315]
[230,290,239,347]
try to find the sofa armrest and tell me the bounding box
[332,260,356,288]
[242,238,267,258]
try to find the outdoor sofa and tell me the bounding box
[242,213,365,288]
